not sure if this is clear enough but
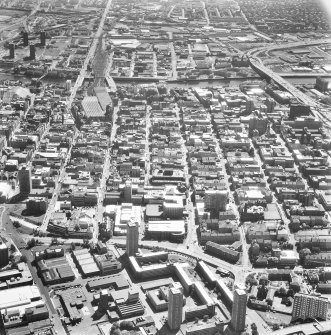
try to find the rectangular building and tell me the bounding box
[168,288,183,330]
[231,289,247,332]
[292,293,328,322]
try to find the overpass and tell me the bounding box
[247,38,331,57]
[250,58,320,107]
[249,57,331,130]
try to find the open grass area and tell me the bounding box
[257,310,292,327]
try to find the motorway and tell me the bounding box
[250,58,331,131]
[246,38,331,58]
[246,37,331,131]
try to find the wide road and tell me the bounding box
[273,320,331,335]
[0,207,66,335]
[40,0,114,232]
[67,0,113,109]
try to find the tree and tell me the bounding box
[20,255,27,263]
[287,288,294,297]
[299,248,311,263]
[278,286,287,296]
[120,320,134,330]
[110,322,120,335]
[248,147,255,157]
[82,239,89,248]
[272,324,280,331]
[10,244,16,252]
[51,238,58,245]
[27,238,36,249]
[13,221,21,228]
[246,273,258,286]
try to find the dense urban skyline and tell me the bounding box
[0,1,330,335]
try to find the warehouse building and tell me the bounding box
[72,249,100,277]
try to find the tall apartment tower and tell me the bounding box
[22,32,29,46]
[204,190,228,218]
[126,221,139,256]
[231,289,247,332]
[66,79,72,92]
[0,238,8,268]
[29,44,36,60]
[18,166,32,194]
[292,293,328,322]
[40,31,46,46]
[168,287,183,330]
[124,180,132,202]
[98,289,109,312]
[9,43,15,59]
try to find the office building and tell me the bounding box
[9,43,15,59]
[29,44,35,60]
[168,287,183,330]
[27,197,47,214]
[231,289,247,332]
[205,241,240,263]
[40,31,46,46]
[124,180,132,202]
[289,103,311,119]
[204,190,228,218]
[126,221,139,256]
[292,293,328,322]
[18,165,32,194]
[0,238,8,268]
